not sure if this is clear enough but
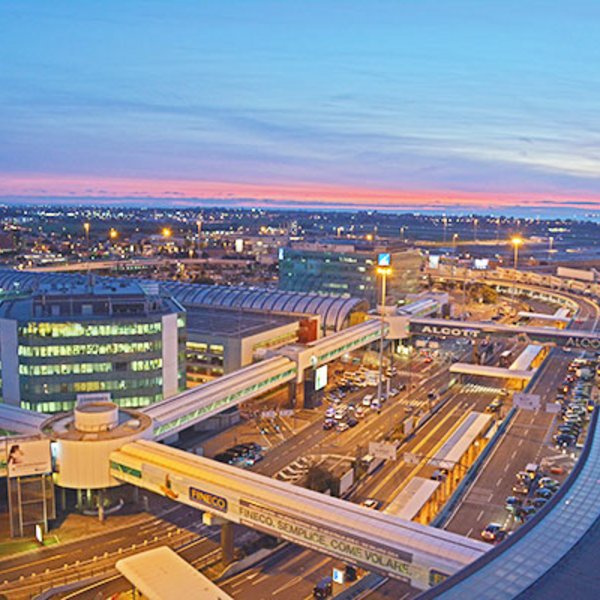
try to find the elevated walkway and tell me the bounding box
[410,317,600,349]
[110,440,488,590]
[0,404,48,435]
[144,356,296,440]
[419,410,600,599]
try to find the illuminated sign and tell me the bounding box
[189,487,228,513]
[315,365,328,391]
[378,253,391,267]
[428,255,440,269]
[565,336,600,350]
[417,325,481,339]
[278,248,285,261]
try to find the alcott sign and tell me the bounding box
[412,324,481,339]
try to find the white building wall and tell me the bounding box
[0,318,20,405]
[161,314,179,399]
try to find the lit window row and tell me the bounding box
[24,377,163,395]
[19,362,113,376]
[19,321,162,338]
[131,358,163,371]
[18,340,161,358]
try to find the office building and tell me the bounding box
[0,279,186,413]
[278,241,424,305]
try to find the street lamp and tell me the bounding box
[109,228,118,241]
[83,222,90,246]
[162,227,172,239]
[453,233,459,249]
[376,254,391,408]
[511,236,523,269]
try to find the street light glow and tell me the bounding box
[511,236,523,247]
[109,228,118,240]
[162,227,172,238]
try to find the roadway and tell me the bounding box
[443,291,600,541]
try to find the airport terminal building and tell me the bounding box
[0,279,186,413]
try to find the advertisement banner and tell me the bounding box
[239,499,421,583]
[6,438,51,477]
[315,365,328,391]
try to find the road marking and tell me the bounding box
[503,463,510,472]
[251,573,271,586]
[369,403,464,497]
[511,450,517,459]
[518,439,524,446]
[476,510,484,521]
[496,478,502,487]
[467,527,474,537]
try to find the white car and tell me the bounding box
[362,394,374,407]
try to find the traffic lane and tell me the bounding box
[223,546,331,600]
[443,350,573,539]
[359,387,501,505]
[0,506,211,583]
[53,535,223,600]
[445,409,556,538]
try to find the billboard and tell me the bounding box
[428,255,440,269]
[315,365,328,391]
[6,438,51,477]
[378,253,391,267]
[473,258,489,270]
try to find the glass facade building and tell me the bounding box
[278,244,423,306]
[0,281,186,413]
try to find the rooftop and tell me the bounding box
[186,305,298,338]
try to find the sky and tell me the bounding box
[1,1,600,215]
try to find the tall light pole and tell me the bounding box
[83,221,90,247]
[376,254,391,406]
[473,218,478,241]
[548,236,554,261]
[453,233,459,251]
[442,216,448,243]
[512,236,523,270]
[196,219,202,255]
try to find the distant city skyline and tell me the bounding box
[2,1,600,214]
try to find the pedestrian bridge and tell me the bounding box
[110,440,488,590]
[410,317,600,349]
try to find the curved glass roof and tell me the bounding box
[0,270,367,331]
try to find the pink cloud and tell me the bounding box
[2,172,600,210]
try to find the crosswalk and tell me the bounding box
[460,383,503,395]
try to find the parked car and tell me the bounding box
[505,496,523,514]
[481,523,507,542]
[534,487,554,499]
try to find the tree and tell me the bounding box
[306,465,333,493]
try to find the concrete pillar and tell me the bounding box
[203,513,235,565]
[221,521,234,565]
[60,487,67,511]
[76,489,83,510]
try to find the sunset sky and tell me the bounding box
[2,1,600,213]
